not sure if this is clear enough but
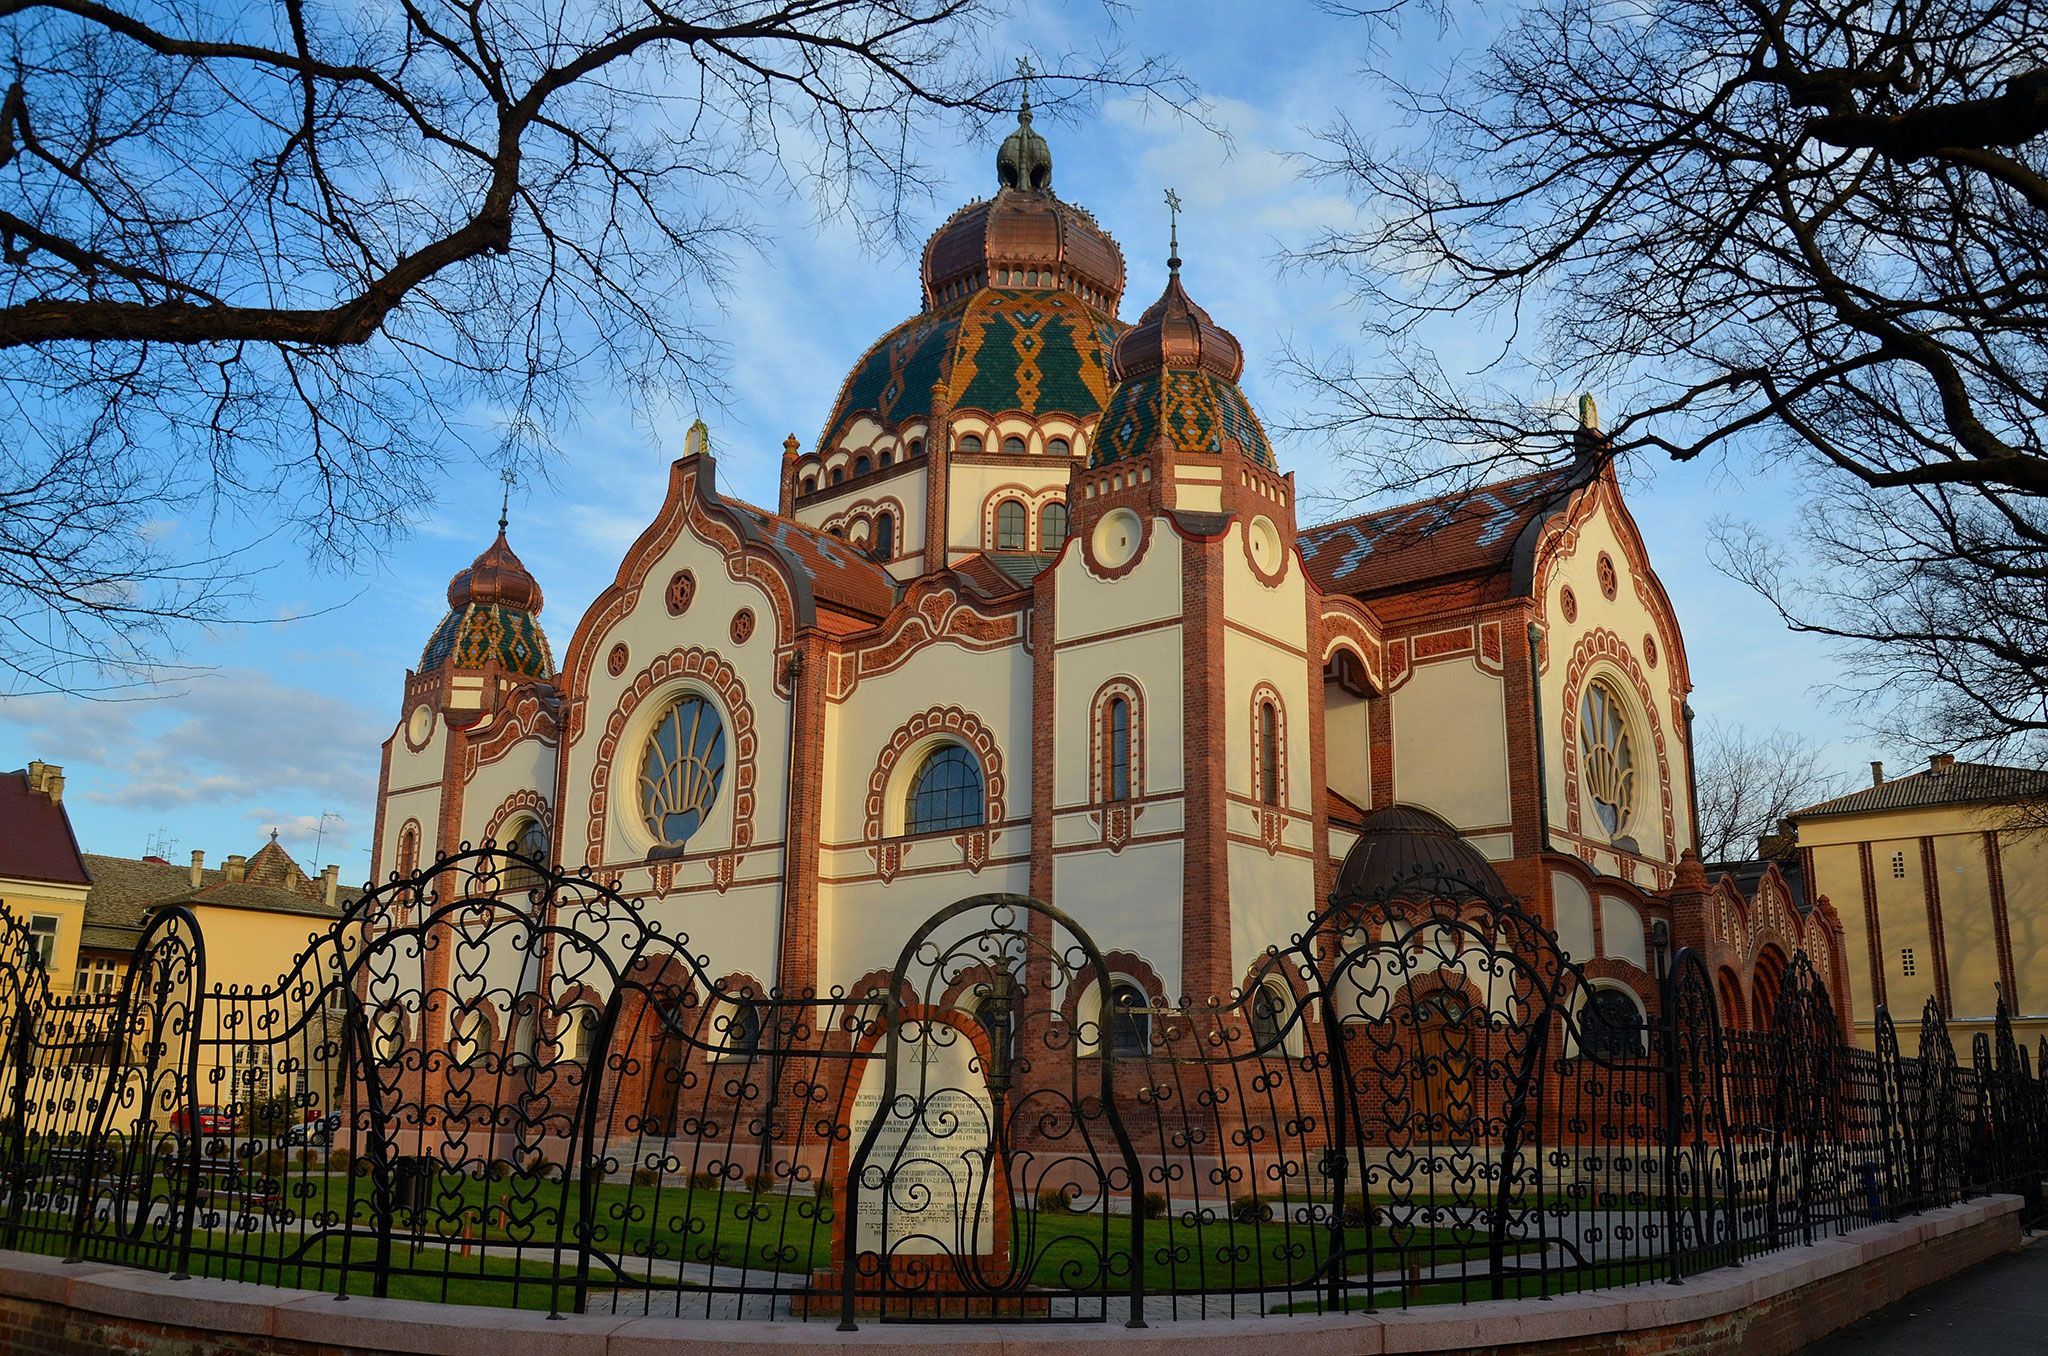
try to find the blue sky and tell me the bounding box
[0,2,1878,881]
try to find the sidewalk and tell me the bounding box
[1800,1233,2048,1353]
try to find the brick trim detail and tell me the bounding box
[587,645,758,868]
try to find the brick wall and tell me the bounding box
[0,1196,2024,1356]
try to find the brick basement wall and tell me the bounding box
[0,1196,2024,1356]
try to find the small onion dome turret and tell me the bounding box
[419,529,554,678]
[1333,804,1506,902]
[1089,266,1272,469]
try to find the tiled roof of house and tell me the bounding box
[1300,466,1588,600]
[728,501,903,622]
[1793,760,2048,820]
[0,769,90,887]
[77,850,353,956]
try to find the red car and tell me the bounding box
[171,1107,237,1136]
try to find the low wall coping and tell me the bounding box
[0,1195,2024,1356]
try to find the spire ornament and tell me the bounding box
[1165,187,1183,273]
[996,56,1053,192]
[497,466,516,532]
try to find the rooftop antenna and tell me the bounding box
[143,828,178,859]
[1164,187,1183,274]
[311,811,342,870]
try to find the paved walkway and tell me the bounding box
[1800,1234,2048,1353]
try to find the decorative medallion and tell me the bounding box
[665,570,696,616]
[1560,585,1578,623]
[730,608,756,644]
[1644,634,1659,668]
[1597,552,1619,600]
[606,643,629,677]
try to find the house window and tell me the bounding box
[1891,851,1907,880]
[994,499,1028,551]
[372,1008,406,1063]
[75,958,121,995]
[1106,697,1131,802]
[957,433,983,454]
[1579,680,1637,838]
[721,1001,763,1059]
[565,1006,600,1063]
[449,1008,491,1067]
[28,914,58,969]
[639,695,728,849]
[1901,947,1917,977]
[396,822,421,876]
[874,512,895,559]
[1258,702,1281,807]
[1047,437,1071,458]
[908,438,924,458]
[880,449,893,468]
[1039,502,1068,552]
[1249,983,1287,1051]
[1108,980,1151,1056]
[502,816,547,891]
[903,745,986,834]
[1001,435,1027,456]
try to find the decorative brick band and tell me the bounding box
[0,1197,2021,1355]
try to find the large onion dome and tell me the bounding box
[419,528,554,678]
[817,99,1126,454]
[1090,265,1273,469]
[1333,804,1505,901]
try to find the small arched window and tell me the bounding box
[904,744,986,834]
[508,1011,539,1067]
[1249,983,1288,1051]
[908,438,925,458]
[449,1007,491,1067]
[1106,697,1131,802]
[1258,701,1281,807]
[722,1001,763,1059]
[957,433,983,454]
[1109,980,1151,1056]
[565,1006,600,1064]
[1002,434,1027,456]
[800,475,816,495]
[879,449,893,468]
[1581,986,1647,1059]
[501,817,547,891]
[854,455,871,477]
[372,1008,406,1063]
[395,823,421,877]
[1047,437,1071,458]
[873,512,895,560]
[1039,502,1068,552]
[994,500,1028,551]
[1579,680,1637,838]
[639,695,728,849]
[830,467,844,485]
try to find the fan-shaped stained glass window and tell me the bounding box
[1579,680,1636,837]
[994,499,1028,551]
[640,695,728,849]
[903,744,985,834]
[1040,501,1069,552]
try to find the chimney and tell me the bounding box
[1871,761,1885,786]
[190,850,205,889]
[24,760,63,803]
[224,854,247,883]
[1930,753,1956,774]
[322,864,340,910]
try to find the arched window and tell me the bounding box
[854,455,871,477]
[1047,437,1071,458]
[1249,983,1288,1051]
[1258,701,1281,807]
[873,512,895,559]
[639,695,728,849]
[395,822,421,877]
[372,1007,406,1063]
[565,1005,600,1063]
[1579,680,1637,838]
[1105,697,1131,802]
[1001,434,1027,455]
[903,744,985,834]
[830,466,844,485]
[879,449,893,468]
[800,475,816,495]
[721,1001,763,1059]
[502,816,547,891]
[1108,980,1150,1056]
[508,1011,539,1067]
[908,438,924,458]
[957,433,983,454]
[449,1007,491,1067]
[994,499,1028,551]
[1039,501,1068,552]
[1580,986,1647,1059]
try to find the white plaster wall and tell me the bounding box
[944,461,1072,556]
[460,737,561,852]
[1599,894,1648,969]
[1551,869,1596,964]
[1325,683,1371,810]
[1054,840,1182,993]
[1391,659,1511,830]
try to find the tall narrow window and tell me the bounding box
[27,915,58,969]
[639,695,728,849]
[994,499,1028,551]
[1039,502,1069,552]
[1107,697,1131,802]
[1108,981,1151,1056]
[1249,983,1287,1051]
[1259,702,1280,807]
[873,512,895,559]
[904,745,985,834]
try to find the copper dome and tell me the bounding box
[1110,268,1244,384]
[447,530,543,615]
[1332,804,1506,902]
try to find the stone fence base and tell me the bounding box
[0,1196,2025,1356]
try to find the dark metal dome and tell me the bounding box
[1333,804,1505,901]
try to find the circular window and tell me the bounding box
[1643,634,1659,668]
[405,704,434,747]
[730,608,755,644]
[1091,508,1143,570]
[1559,585,1578,624]
[606,643,629,677]
[1597,552,1620,600]
[1247,516,1282,574]
[665,570,696,617]
[1578,679,1637,839]
[639,694,729,850]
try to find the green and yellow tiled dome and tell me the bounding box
[819,287,1124,452]
[419,530,555,678]
[1090,268,1273,468]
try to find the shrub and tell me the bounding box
[326,1148,352,1173]
[747,1172,775,1196]
[255,1148,291,1177]
[1339,1195,1379,1229]
[688,1170,720,1191]
[1035,1187,1074,1216]
[485,1160,512,1182]
[1140,1191,1167,1220]
[630,1165,662,1186]
[1230,1193,1270,1225]
[294,1148,319,1168]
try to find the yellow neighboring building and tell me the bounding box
[0,762,92,995]
[1792,754,2048,1050]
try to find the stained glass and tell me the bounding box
[1579,681,1636,836]
[640,695,728,848]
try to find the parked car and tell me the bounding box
[282,1111,343,1148]
[170,1106,237,1137]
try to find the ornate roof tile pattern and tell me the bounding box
[729,503,903,621]
[420,603,555,678]
[1300,467,1583,598]
[1090,367,1274,469]
[819,289,1121,453]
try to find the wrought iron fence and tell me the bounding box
[0,845,2041,1326]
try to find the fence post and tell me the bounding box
[2,980,33,1253]
[169,918,207,1281]
[1659,963,1685,1286]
